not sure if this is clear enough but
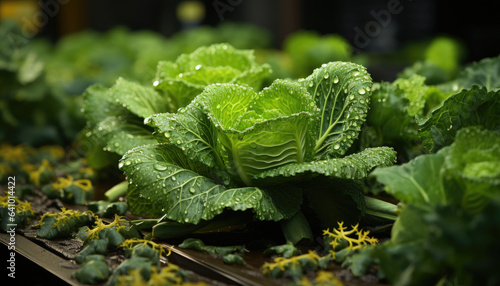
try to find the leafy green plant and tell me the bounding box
[440,54,500,92]
[87,200,128,218]
[0,196,34,232]
[179,238,246,257]
[119,61,396,243]
[262,250,324,281]
[359,75,451,161]
[345,127,500,285]
[153,43,271,109]
[71,254,111,285]
[82,43,270,170]
[75,215,141,263]
[36,208,93,239]
[41,175,94,204]
[419,86,500,152]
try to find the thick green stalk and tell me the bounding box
[363,196,398,222]
[104,181,129,202]
[280,211,313,245]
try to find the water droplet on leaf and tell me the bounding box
[154,164,167,171]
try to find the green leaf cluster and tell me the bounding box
[419,86,500,152]
[82,44,270,170]
[88,200,128,218]
[120,61,396,239]
[75,215,141,263]
[37,208,93,239]
[0,196,35,232]
[350,126,500,285]
[179,238,245,257]
[71,254,111,285]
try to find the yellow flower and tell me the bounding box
[262,250,321,275]
[0,195,35,216]
[0,144,35,164]
[52,174,93,192]
[120,238,172,257]
[323,222,378,259]
[39,145,65,161]
[85,214,128,241]
[315,271,344,286]
[28,159,53,187]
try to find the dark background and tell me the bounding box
[31,0,500,64]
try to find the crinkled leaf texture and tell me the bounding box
[253,147,396,185]
[441,54,500,92]
[444,127,500,195]
[361,82,419,147]
[196,80,319,185]
[154,43,271,109]
[419,85,500,152]
[302,62,372,159]
[121,61,397,225]
[120,144,302,224]
[146,105,220,169]
[82,78,174,168]
[372,127,500,210]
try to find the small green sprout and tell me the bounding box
[85,214,129,241]
[28,159,54,187]
[262,250,322,281]
[36,208,93,239]
[0,195,35,231]
[41,174,93,204]
[120,238,171,257]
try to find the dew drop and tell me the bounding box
[118,162,124,169]
[324,74,329,79]
[153,80,159,86]
[189,187,196,194]
[333,76,339,84]
[334,144,340,150]
[195,64,202,70]
[125,161,132,166]
[164,132,171,138]
[358,88,366,95]
[154,164,167,171]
